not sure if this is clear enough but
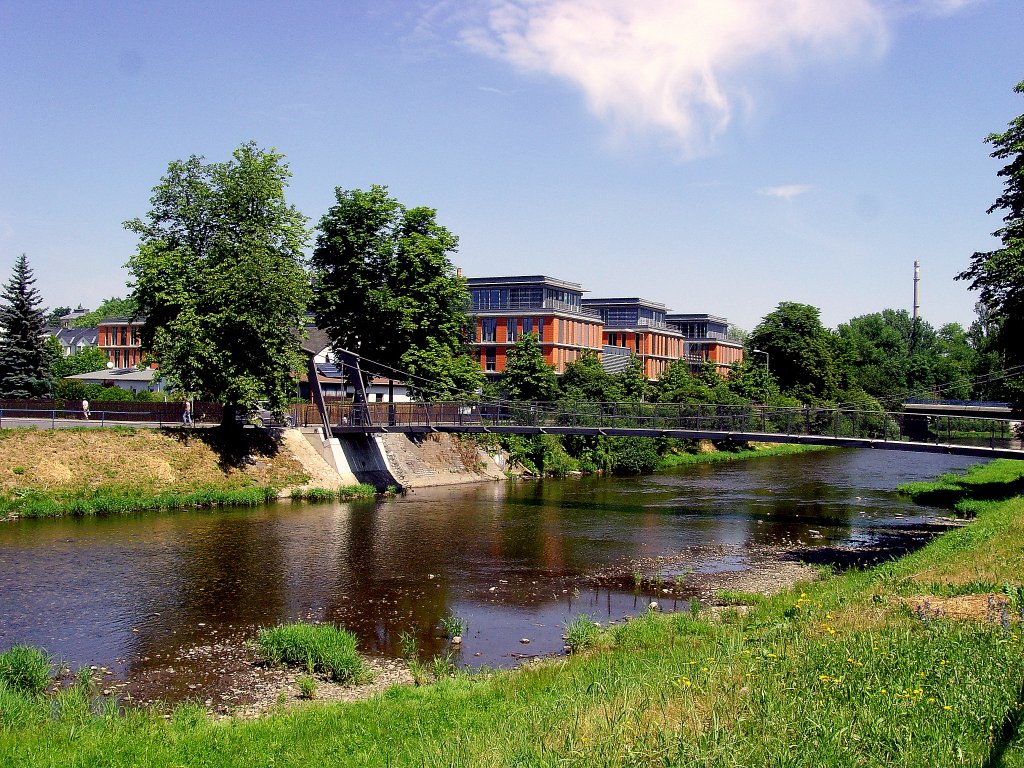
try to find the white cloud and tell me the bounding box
[456,0,903,156]
[758,184,814,200]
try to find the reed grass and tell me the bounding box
[0,645,51,697]
[0,485,279,519]
[656,442,828,469]
[256,622,372,685]
[288,484,377,502]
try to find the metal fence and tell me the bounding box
[296,399,1020,450]
[0,399,224,427]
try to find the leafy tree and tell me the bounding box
[957,80,1024,410]
[45,306,71,327]
[51,346,110,380]
[71,297,138,328]
[617,354,650,401]
[727,359,782,404]
[125,142,311,423]
[501,333,558,402]
[968,302,1011,401]
[656,359,717,404]
[311,185,481,398]
[747,302,847,403]
[656,359,742,405]
[402,338,485,399]
[559,351,622,402]
[0,255,52,398]
[838,309,977,403]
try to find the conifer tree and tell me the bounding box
[0,254,52,398]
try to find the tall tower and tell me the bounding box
[913,261,921,321]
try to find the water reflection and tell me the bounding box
[0,448,980,694]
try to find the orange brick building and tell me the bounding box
[665,313,744,374]
[97,318,147,368]
[581,297,684,380]
[466,276,603,375]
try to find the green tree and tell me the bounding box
[125,143,311,423]
[957,80,1024,410]
[45,306,71,326]
[559,351,622,402]
[501,333,558,402]
[311,185,481,398]
[747,302,847,403]
[0,255,52,398]
[71,297,138,328]
[656,359,716,404]
[727,359,782,404]
[617,354,650,401]
[50,346,110,380]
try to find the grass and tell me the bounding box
[656,442,829,469]
[0,645,51,697]
[0,426,310,520]
[256,622,373,685]
[897,458,1024,512]
[440,613,468,638]
[564,614,601,653]
[6,461,1024,764]
[288,484,377,502]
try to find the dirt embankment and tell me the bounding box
[0,427,310,502]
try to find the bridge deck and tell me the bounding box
[302,400,1024,461]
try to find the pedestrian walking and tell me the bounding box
[182,399,193,426]
[81,399,90,420]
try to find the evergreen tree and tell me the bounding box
[0,255,52,398]
[957,80,1024,410]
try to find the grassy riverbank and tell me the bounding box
[3,461,1024,765]
[0,426,311,520]
[656,441,828,469]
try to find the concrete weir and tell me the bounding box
[298,427,505,490]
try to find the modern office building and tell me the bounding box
[665,313,745,373]
[465,275,604,375]
[580,297,684,380]
[97,318,147,368]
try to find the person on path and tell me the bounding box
[81,399,90,420]
[182,399,193,427]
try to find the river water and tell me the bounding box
[0,448,978,701]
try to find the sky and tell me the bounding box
[1,0,1021,333]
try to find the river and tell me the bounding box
[0,448,979,703]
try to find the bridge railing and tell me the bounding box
[309,399,1019,449]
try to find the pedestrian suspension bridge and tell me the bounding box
[298,351,1024,461]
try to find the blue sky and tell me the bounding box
[1,0,1021,333]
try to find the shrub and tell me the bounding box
[564,614,600,653]
[440,613,467,638]
[257,623,372,685]
[296,674,318,699]
[0,644,52,696]
[609,437,660,475]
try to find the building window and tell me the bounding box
[507,318,517,342]
[536,317,544,341]
[485,347,497,371]
[482,318,497,342]
[522,317,533,337]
